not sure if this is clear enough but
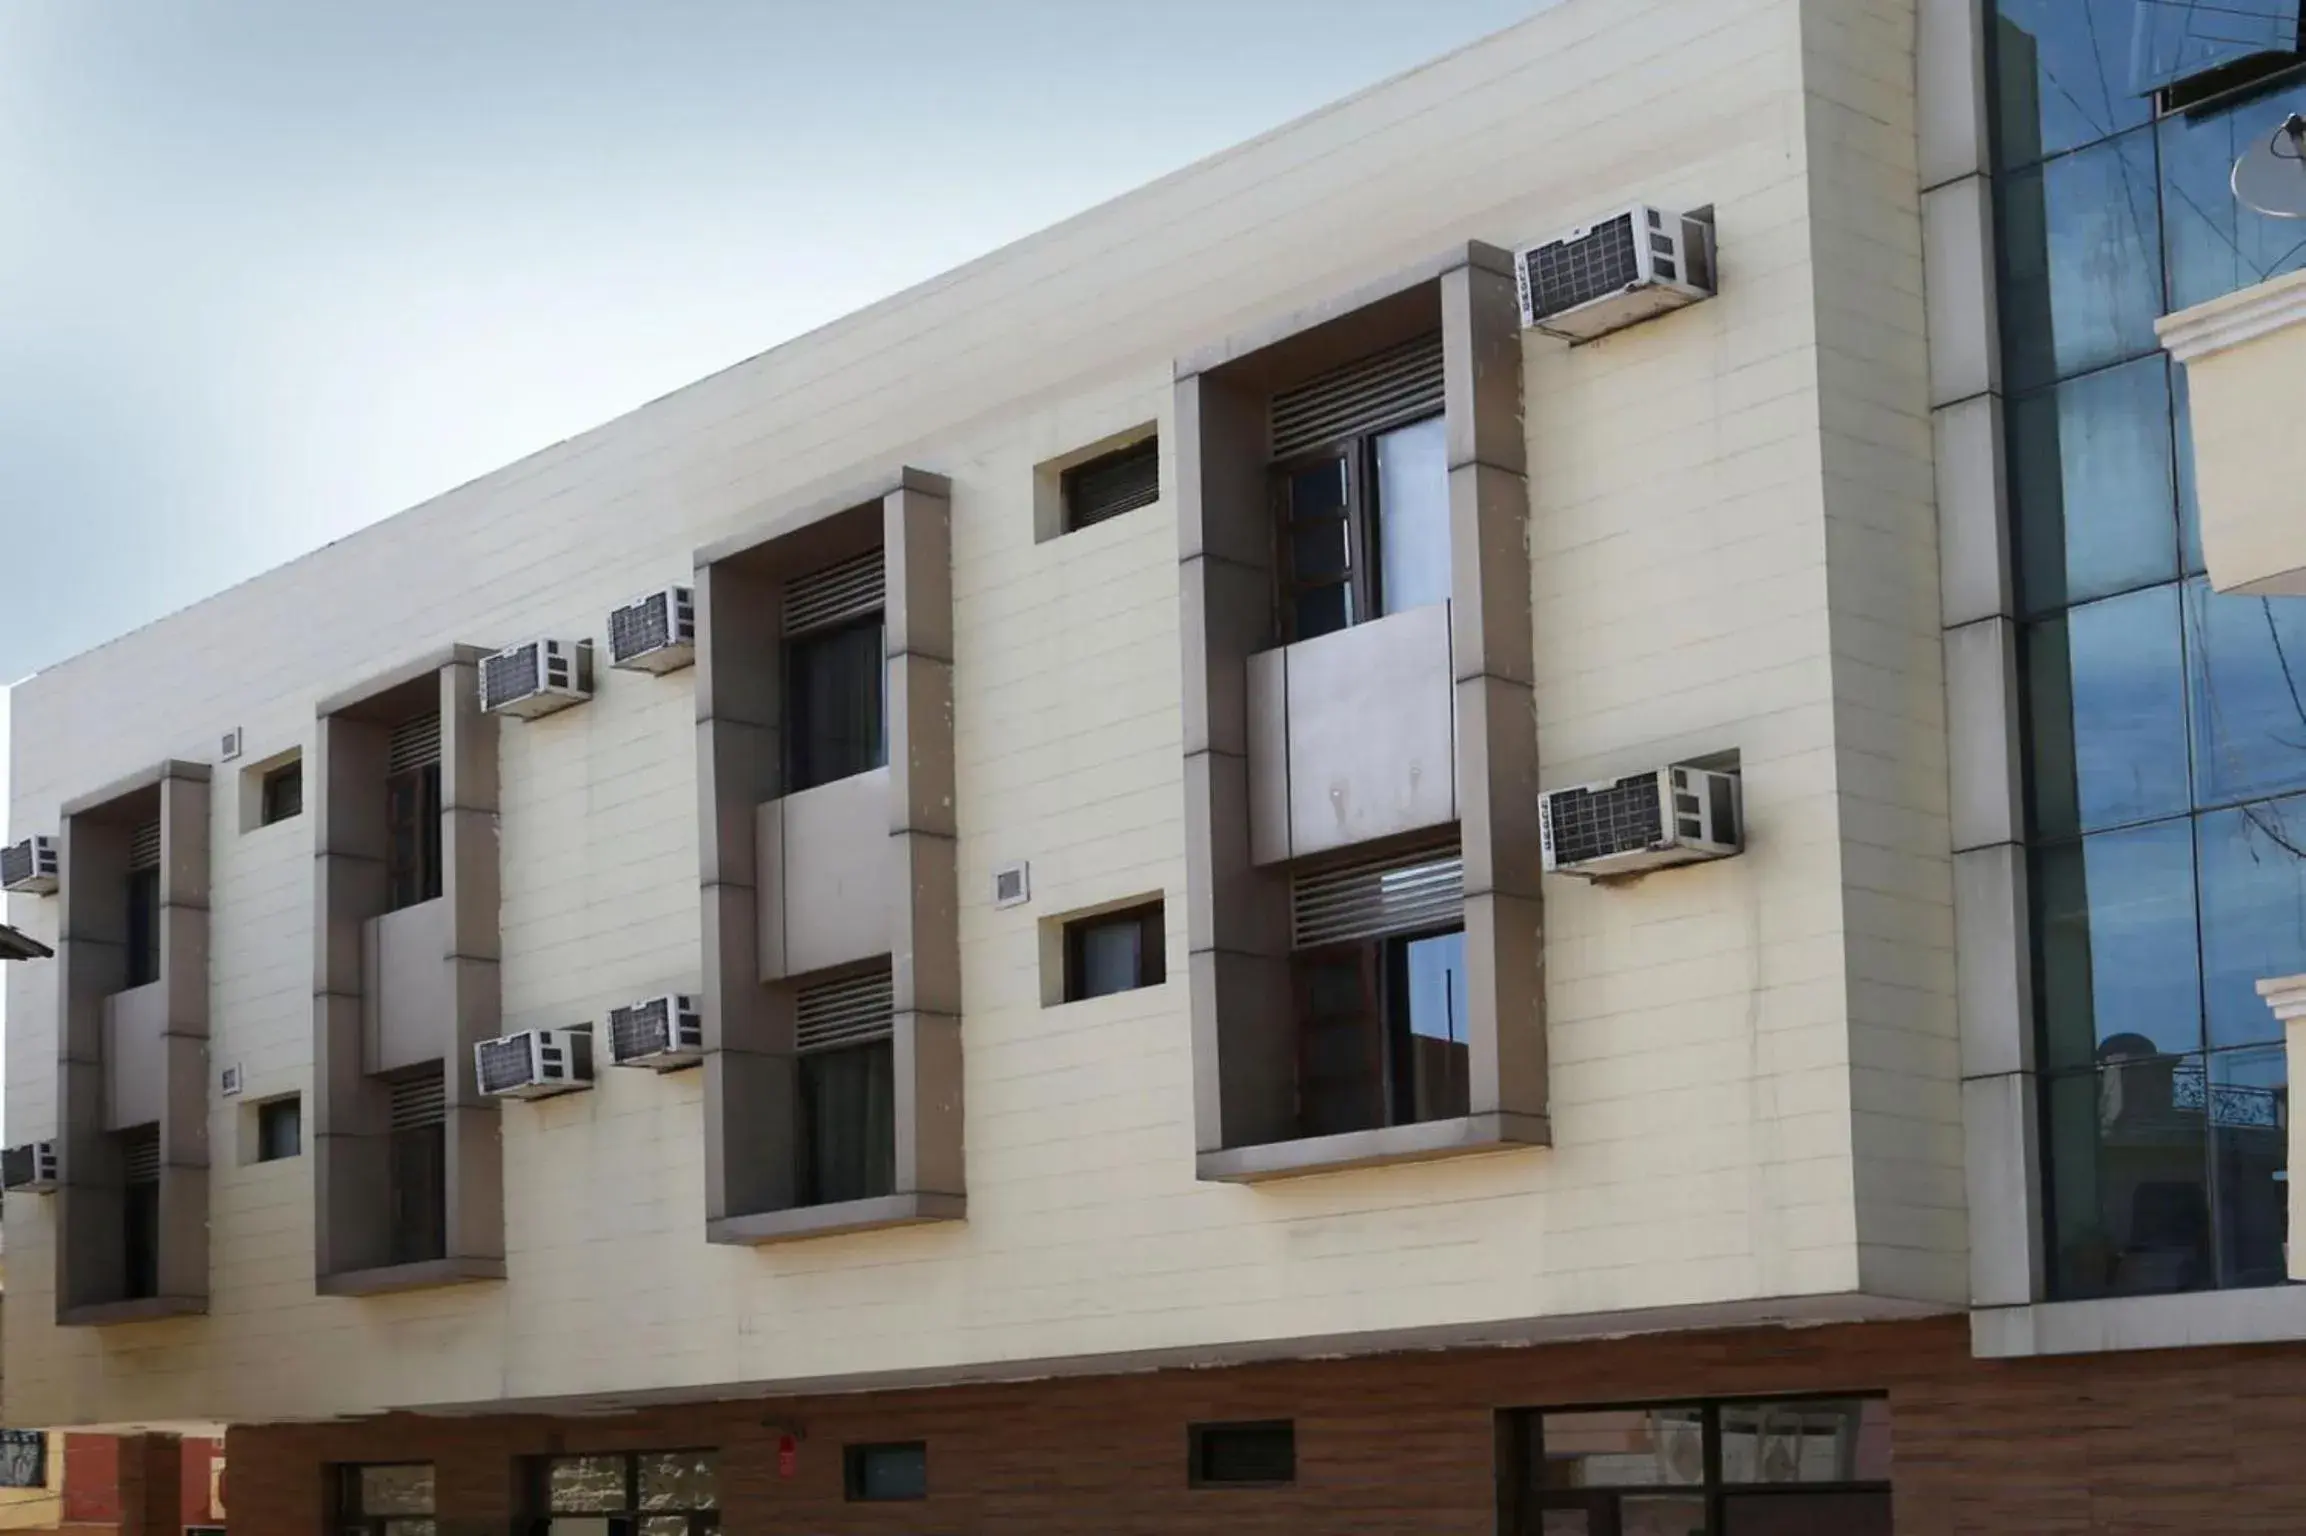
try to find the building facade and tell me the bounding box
[4,0,2306,1530]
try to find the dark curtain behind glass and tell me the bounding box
[786,619,887,792]
[799,1041,895,1206]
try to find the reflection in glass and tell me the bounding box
[1540,1407,1707,1488]
[2198,796,2306,1049]
[2161,74,2306,312]
[1718,1399,1891,1484]
[2010,358,2179,615]
[1999,128,2163,392]
[354,1465,435,1516]
[2212,1044,2291,1287]
[2046,1054,2213,1299]
[549,1456,625,1513]
[1375,415,1450,615]
[638,1448,718,1508]
[1391,928,1469,1124]
[2024,585,2190,839]
[2035,821,2203,1070]
[1991,0,2154,168]
[2185,577,2306,809]
[2175,363,2204,576]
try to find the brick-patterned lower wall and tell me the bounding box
[224,1316,2306,1534]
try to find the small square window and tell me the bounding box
[1061,436,1159,532]
[1062,900,1166,1002]
[844,1441,927,1502]
[1189,1421,1294,1487]
[257,1096,302,1162]
[260,760,303,824]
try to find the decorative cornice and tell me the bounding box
[2157,268,2306,363]
[2257,972,2306,1023]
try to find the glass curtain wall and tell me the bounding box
[1990,0,2306,1299]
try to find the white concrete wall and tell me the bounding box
[1,0,1960,1426]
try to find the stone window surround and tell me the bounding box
[1174,239,1546,1181]
[693,467,962,1245]
[53,758,210,1326]
[311,645,506,1297]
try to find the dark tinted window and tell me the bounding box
[258,1096,302,1162]
[261,760,304,825]
[384,762,442,912]
[2009,358,2179,617]
[1063,902,1165,1001]
[2045,1053,2212,1299]
[388,1122,446,1266]
[124,867,160,990]
[785,618,886,793]
[798,1041,894,1207]
[2023,584,2190,840]
[1190,1421,1295,1487]
[844,1442,926,1502]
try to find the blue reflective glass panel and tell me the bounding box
[2161,73,2306,312]
[2010,357,2180,615]
[2133,0,2302,95]
[2001,128,2164,392]
[2184,576,2306,808]
[1993,1,2156,167]
[2045,1053,2212,1299]
[2036,820,2204,1070]
[2025,584,2191,839]
[2210,1044,2290,1287]
[2197,794,2306,1048]
[2173,363,2206,576]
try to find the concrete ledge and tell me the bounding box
[1175,240,1511,381]
[316,1256,507,1297]
[58,1295,207,1327]
[706,1192,965,1246]
[693,466,951,572]
[1197,1112,1550,1183]
[315,645,491,719]
[60,759,212,820]
[1972,1283,2306,1358]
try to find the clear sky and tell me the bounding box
[0,0,1547,1070]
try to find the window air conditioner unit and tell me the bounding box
[479,638,594,719]
[1515,204,1717,343]
[0,836,58,895]
[474,1026,595,1100]
[606,993,704,1071]
[2,1140,58,1194]
[606,585,696,674]
[1540,763,1743,879]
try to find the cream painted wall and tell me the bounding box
[2160,271,2306,597]
[1,0,1960,1426]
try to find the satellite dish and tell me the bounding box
[2233,112,2306,220]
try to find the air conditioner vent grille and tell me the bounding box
[795,965,895,1052]
[607,994,704,1066]
[1290,839,1463,949]
[1,837,58,894]
[784,549,885,636]
[481,642,542,712]
[1527,211,1642,317]
[128,821,161,874]
[1544,772,1665,868]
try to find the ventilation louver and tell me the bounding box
[795,966,895,1053]
[1,836,59,895]
[128,821,161,874]
[1290,840,1464,950]
[1270,334,1445,463]
[121,1126,160,1186]
[388,712,442,775]
[1,1140,57,1193]
[475,1027,595,1100]
[784,549,885,636]
[1540,763,1743,879]
[606,993,704,1071]
[607,585,697,674]
[479,638,594,719]
[1515,205,1717,342]
[389,1069,446,1131]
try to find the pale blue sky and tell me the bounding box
[0,0,1547,1065]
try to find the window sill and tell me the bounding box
[1971,1281,2306,1358]
[706,1191,964,1246]
[317,1256,506,1297]
[1197,1111,1549,1183]
[58,1295,206,1327]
